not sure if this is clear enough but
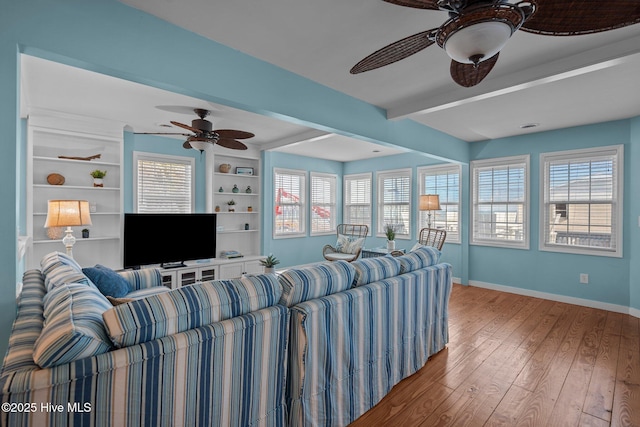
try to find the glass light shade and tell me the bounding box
[444,21,513,64]
[44,200,92,227]
[188,139,209,151]
[419,194,441,211]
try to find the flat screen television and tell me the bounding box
[123,213,216,269]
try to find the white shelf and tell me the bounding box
[216,192,259,196]
[217,229,259,234]
[34,236,120,244]
[34,184,119,191]
[215,172,259,179]
[216,211,259,215]
[33,156,120,167]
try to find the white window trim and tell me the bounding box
[539,145,623,258]
[471,155,530,249]
[376,168,412,239]
[133,151,195,213]
[310,171,337,236]
[417,164,462,244]
[343,172,372,236]
[273,167,307,239]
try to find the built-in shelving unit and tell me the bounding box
[26,112,124,270]
[213,152,261,258]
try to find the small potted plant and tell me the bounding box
[82,228,90,238]
[385,224,396,251]
[227,199,236,212]
[90,170,107,187]
[260,254,280,274]
[215,205,221,212]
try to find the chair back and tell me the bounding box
[337,224,369,239]
[418,228,447,251]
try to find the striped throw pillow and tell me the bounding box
[277,260,356,307]
[103,274,282,348]
[397,246,442,274]
[351,255,402,287]
[33,283,113,368]
[40,251,83,276]
[117,268,163,291]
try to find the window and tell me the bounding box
[310,172,337,235]
[471,155,529,248]
[134,152,194,213]
[343,173,372,233]
[540,145,623,257]
[418,164,461,243]
[377,169,411,238]
[274,168,306,237]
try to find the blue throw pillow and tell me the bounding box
[82,265,132,298]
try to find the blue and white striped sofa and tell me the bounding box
[1,247,450,427]
[1,253,289,427]
[277,247,452,427]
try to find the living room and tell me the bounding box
[1,1,640,425]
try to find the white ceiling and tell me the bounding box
[20,1,640,163]
[119,0,640,142]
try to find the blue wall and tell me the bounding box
[468,120,633,307]
[629,117,640,312]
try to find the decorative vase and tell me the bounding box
[387,240,395,251]
[82,229,90,238]
[215,206,220,212]
[247,206,253,212]
[232,184,239,193]
[218,186,224,193]
[244,223,250,230]
[264,267,275,274]
[219,164,231,173]
[228,207,235,212]
[93,178,103,187]
[245,186,252,194]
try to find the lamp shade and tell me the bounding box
[444,21,512,64]
[44,200,92,228]
[419,194,441,211]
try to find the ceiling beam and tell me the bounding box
[260,129,331,151]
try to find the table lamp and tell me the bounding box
[419,194,440,229]
[44,200,92,258]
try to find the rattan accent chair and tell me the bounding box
[323,224,369,262]
[418,227,447,251]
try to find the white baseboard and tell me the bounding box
[468,280,639,319]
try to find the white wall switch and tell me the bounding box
[580,273,589,284]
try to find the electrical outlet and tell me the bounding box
[580,273,589,284]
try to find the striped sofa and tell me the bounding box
[1,253,289,427]
[1,247,450,427]
[278,247,452,427]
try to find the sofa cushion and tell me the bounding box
[351,255,402,287]
[277,260,356,307]
[40,251,82,276]
[103,274,282,348]
[33,283,113,368]
[118,268,163,291]
[43,264,94,292]
[335,234,365,254]
[397,246,442,274]
[83,265,132,298]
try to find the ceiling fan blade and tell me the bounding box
[520,0,640,35]
[215,129,255,139]
[170,120,200,133]
[350,29,436,74]
[450,53,499,87]
[383,0,440,10]
[216,138,248,150]
[134,132,192,136]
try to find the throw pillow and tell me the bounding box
[351,255,402,287]
[33,283,113,368]
[82,265,132,298]
[277,260,356,307]
[44,264,94,292]
[335,234,364,254]
[397,246,442,274]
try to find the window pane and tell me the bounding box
[275,170,305,236]
[137,157,192,213]
[311,173,336,235]
[344,174,371,231]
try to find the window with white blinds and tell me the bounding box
[377,169,411,238]
[343,173,371,233]
[274,168,306,237]
[471,155,529,248]
[134,152,194,213]
[310,172,337,235]
[418,164,461,243]
[540,145,623,257]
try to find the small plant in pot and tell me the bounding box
[260,254,280,274]
[226,199,236,212]
[82,228,90,238]
[90,170,107,187]
[385,224,396,251]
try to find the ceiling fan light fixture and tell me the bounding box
[187,137,209,152]
[437,3,528,65]
[444,21,513,64]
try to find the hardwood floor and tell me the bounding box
[350,284,640,427]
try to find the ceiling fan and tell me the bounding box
[136,108,254,151]
[350,0,640,87]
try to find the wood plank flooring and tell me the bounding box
[350,284,640,427]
